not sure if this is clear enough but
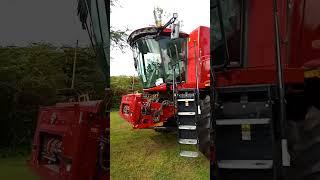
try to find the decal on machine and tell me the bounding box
[241,124,251,141]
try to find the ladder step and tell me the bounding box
[179,139,198,145]
[177,99,195,102]
[178,112,196,116]
[177,92,195,99]
[216,118,271,125]
[218,160,273,169]
[180,151,199,158]
[178,125,196,130]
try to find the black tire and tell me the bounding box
[288,106,320,180]
[198,95,211,159]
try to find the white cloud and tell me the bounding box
[110,0,210,76]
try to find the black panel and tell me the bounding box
[177,116,197,125]
[216,124,273,160]
[216,101,272,119]
[218,169,273,180]
[177,101,197,113]
[179,129,197,139]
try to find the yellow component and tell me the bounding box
[241,124,251,141]
[241,124,250,131]
[305,69,320,78]
[154,122,164,127]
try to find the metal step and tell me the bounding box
[177,99,195,102]
[178,125,196,130]
[218,160,273,169]
[179,139,198,145]
[216,118,271,125]
[178,112,196,116]
[180,150,199,158]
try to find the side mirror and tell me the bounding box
[134,58,138,69]
[171,13,179,39]
[171,21,180,39]
[173,13,178,18]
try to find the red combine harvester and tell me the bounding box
[211,0,320,179]
[119,12,211,158]
[30,0,110,179]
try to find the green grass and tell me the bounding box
[110,111,210,180]
[0,156,39,180]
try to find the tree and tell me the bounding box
[110,0,129,51]
[110,76,142,109]
[0,44,105,154]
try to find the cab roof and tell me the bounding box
[127,26,189,46]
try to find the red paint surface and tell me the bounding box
[216,0,320,87]
[187,26,211,85]
[30,101,108,180]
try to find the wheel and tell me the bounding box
[198,95,211,159]
[288,106,320,180]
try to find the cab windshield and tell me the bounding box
[211,0,241,66]
[133,36,187,88]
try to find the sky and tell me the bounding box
[110,0,210,76]
[0,0,210,76]
[0,0,90,47]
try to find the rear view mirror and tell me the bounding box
[171,21,180,39]
[133,57,138,69]
[173,13,178,18]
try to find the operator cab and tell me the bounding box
[128,27,189,89]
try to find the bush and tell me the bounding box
[110,76,142,110]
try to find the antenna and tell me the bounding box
[153,7,163,27]
[71,40,79,89]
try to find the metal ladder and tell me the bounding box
[177,89,200,158]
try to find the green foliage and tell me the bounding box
[110,75,142,109]
[110,0,130,51]
[0,43,105,154]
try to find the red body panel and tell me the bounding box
[143,84,167,92]
[119,94,142,127]
[216,68,304,87]
[216,0,320,87]
[187,26,211,86]
[290,0,320,68]
[30,101,108,180]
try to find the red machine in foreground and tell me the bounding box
[120,12,211,158]
[30,0,110,179]
[30,101,108,180]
